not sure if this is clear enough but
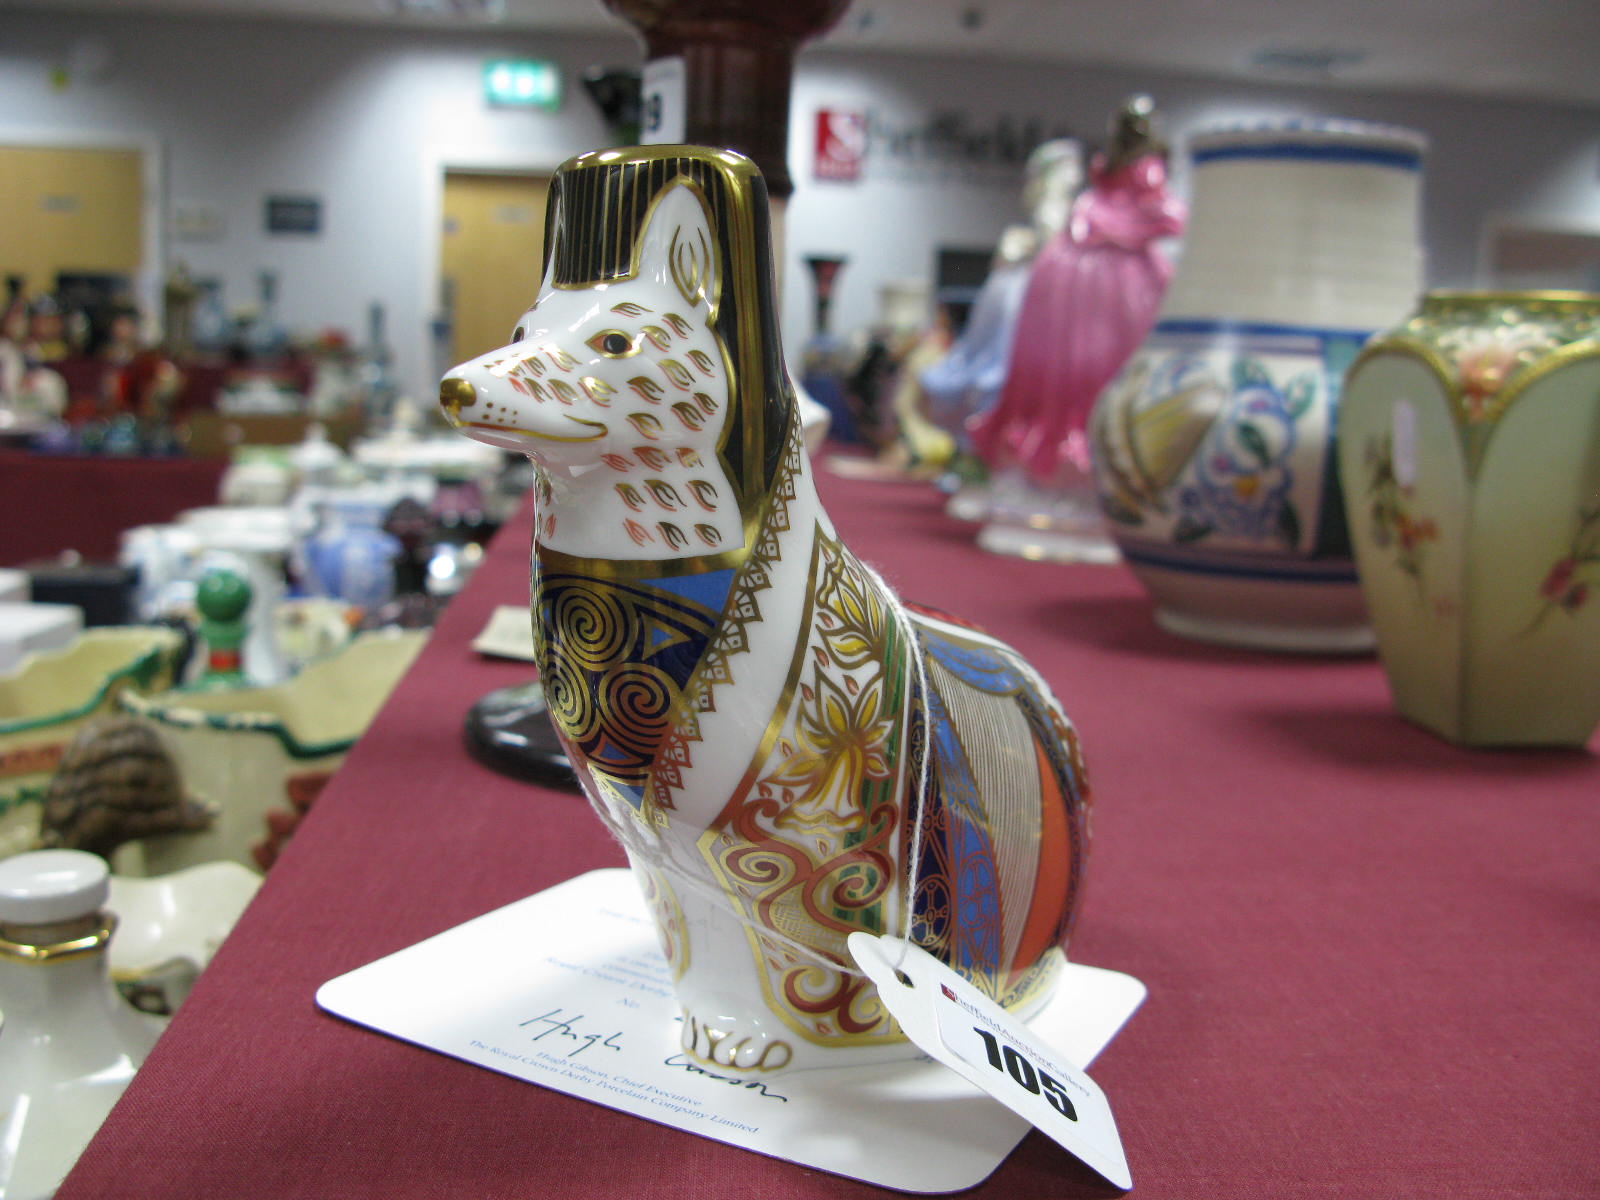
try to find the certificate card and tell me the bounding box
[318,869,1144,1193]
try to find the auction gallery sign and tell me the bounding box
[814,107,1074,184]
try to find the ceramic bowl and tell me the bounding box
[0,628,185,860]
[116,629,427,873]
[107,859,261,1014]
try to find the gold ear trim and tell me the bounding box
[669,223,714,314]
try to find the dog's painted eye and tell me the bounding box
[511,325,527,343]
[587,330,638,358]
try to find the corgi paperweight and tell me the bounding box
[437,146,1095,1076]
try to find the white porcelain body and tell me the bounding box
[0,853,164,1200]
[438,148,1092,1075]
[1092,120,1427,651]
[0,951,162,1199]
[791,383,833,457]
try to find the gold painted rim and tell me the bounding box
[0,918,115,963]
[1349,334,1600,426]
[1422,288,1600,309]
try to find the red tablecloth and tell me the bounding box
[58,463,1600,1199]
[0,450,226,565]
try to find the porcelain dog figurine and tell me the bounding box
[440,147,1091,1074]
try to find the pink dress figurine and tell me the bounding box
[970,97,1185,559]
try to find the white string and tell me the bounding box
[861,562,933,973]
[580,559,935,982]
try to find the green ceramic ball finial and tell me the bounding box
[195,567,251,687]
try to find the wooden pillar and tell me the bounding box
[602,0,851,200]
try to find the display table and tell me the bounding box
[58,461,1600,1199]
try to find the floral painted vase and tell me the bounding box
[1338,290,1600,746]
[438,146,1093,1075]
[1091,120,1427,651]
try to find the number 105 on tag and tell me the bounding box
[935,983,1132,1191]
[970,1023,1079,1120]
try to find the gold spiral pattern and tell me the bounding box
[543,655,600,744]
[598,663,676,762]
[549,583,630,671]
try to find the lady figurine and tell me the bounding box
[971,96,1186,559]
[921,139,1083,500]
[923,139,1084,435]
[439,146,1092,1074]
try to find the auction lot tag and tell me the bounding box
[850,933,1133,1191]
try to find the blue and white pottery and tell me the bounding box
[1091,120,1427,652]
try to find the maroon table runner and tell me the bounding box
[0,450,227,566]
[58,462,1600,1198]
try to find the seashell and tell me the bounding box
[38,716,214,859]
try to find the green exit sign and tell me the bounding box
[483,59,561,109]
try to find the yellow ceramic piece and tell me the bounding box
[1339,290,1600,746]
[0,628,184,860]
[117,629,427,873]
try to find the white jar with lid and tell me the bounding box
[0,850,163,1200]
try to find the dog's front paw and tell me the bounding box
[680,990,796,1073]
